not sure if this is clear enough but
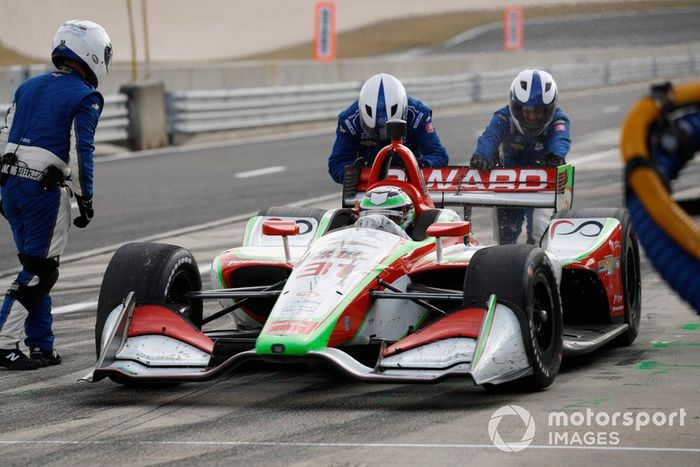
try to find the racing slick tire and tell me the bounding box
[553,208,641,346]
[95,242,202,359]
[464,244,563,391]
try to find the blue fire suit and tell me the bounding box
[328,97,449,184]
[0,67,102,351]
[473,106,571,244]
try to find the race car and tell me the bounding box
[85,120,641,391]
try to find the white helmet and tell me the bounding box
[52,20,112,88]
[359,73,408,140]
[509,69,558,136]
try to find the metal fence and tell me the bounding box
[0,94,130,144]
[3,53,699,144]
[165,53,700,138]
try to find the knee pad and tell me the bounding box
[8,255,59,309]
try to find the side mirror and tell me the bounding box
[426,222,471,263]
[262,220,299,263]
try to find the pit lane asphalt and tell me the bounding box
[0,80,699,466]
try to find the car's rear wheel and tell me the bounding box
[553,208,641,345]
[95,242,202,360]
[464,244,563,391]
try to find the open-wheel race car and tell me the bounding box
[85,120,641,391]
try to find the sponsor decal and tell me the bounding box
[549,219,603,239]
[425,168,549,192]
[413,111,424,128]
[344,118,356,135]
[425,122,435,134]
[554,120,567,132]
[597,255,619,276]
[267,320,319,335]
[557,170,568,194]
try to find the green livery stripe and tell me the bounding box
[242,216,262,246]
[471,294,497,370]
[213,255,225,289]
[256,238,430,356]
[314,210,334,240]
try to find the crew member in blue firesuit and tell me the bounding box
[469,69,571,244]
[328,73,449,184]
[0,20,112,369]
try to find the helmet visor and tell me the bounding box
[511,101,556,136]
[359,208,404,226]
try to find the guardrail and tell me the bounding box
[1,94,129,145]
[3,53,699,146]
[166,53,700,138]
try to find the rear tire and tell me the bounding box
[553,208,641,345]
[464,244,563,391]
[95,242,202,359]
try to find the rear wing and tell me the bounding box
[343,164,574,212]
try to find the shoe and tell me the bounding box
[0,346,41,370]
[29,347,62,366]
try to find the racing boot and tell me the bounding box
[29,347,62,367]
[0,345,41,370]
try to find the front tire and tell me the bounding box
[95,242,202,359]
[464,244,563,390]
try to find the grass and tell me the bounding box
[0,0,696,66]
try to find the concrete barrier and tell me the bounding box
[119,81,168,150]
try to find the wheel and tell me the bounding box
[553,208,641,345]
[95,242,202,359]
[464,244,563,391]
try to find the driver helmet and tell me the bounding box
[52,19,112,89]
[359,73,408,140]
[508,69,558,136]
[359,185,415,229]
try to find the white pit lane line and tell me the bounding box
[235,165,286,178]
[0,440,698,453]
[53,301,98,315]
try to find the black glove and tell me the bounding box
[416,158,429,168]
[469,154,496,171]
[73,195,94,228]
[540,153,565,167]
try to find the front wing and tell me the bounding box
[83,293,533,386]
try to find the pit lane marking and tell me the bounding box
[235,166,286,178]
[53,301,98,315]
[0,440,698,453]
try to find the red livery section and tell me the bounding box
[128,305,215,353]
[383,308,486,357]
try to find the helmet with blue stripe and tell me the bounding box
[358,73,408,140]
[509,69,558,136]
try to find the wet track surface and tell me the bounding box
[1,82,700,464]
